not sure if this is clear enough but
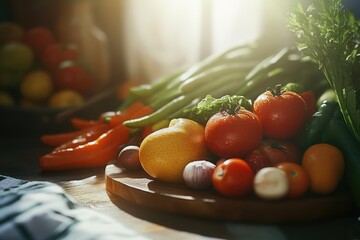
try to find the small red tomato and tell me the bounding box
[276,162,310,198]
[212,158,254,197]
[24,26,55,58]
[41,43,78,71]
[205,110,263,158]
[55,62,93,95]
[253,85,307,140]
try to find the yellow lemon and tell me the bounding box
[139,118,209,183]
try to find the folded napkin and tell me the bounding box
[0,175,149,240]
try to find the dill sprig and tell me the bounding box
[288,0,360,143]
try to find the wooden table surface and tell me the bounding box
[1,134,359,240]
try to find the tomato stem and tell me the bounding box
[267,84,285,96]
[219,99,244,115]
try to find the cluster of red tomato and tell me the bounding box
[26,26,94,96]
[204,86,344,200]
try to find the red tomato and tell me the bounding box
[253,86,307,140]
[55,62,93,95]
[24,26,55,58]
[41,43,78,71]
[205,110,263,158]
[276,162,310,198]
[212,158,254,197]
[260,139,302,166]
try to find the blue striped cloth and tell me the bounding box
[0,175,149,240]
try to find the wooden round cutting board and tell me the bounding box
[105,164,354,223]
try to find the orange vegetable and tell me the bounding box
[302,143,345,194]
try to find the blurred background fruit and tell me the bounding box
[0,42,33,72]
[0,23,102,109]
[20,70,53,102]
[48,90,84,108]
[24,26,54,58]
[41,43,79,72]
[54,61,93,95]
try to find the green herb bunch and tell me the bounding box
[288,0,360,143]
